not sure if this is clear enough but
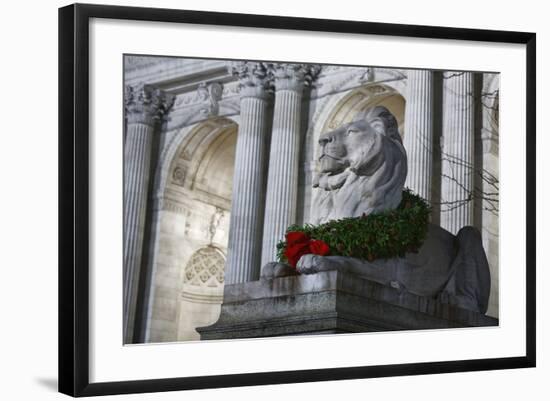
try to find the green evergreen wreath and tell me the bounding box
[277,189,431,264]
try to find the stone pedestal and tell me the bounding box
[197,270,498,340]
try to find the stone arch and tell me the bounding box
[155,117,238,199]
[145,117,238,343]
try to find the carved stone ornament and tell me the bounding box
[207,208,225,244]
[197,82,224,116]
[124,83,175,126]
[228,61,272,99]
[267,63,322,91]
[172,166,186,187]
[358,67,374,83]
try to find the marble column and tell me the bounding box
[224,62,271,284]
[404,70,434,202]
[123,84,173,343]
[261,64,320,266]
[440,72,474,235]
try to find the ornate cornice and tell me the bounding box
[124,84,175,126]
[268,63,322,92]
[228,61,272,99]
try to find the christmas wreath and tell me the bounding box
[277,189,431,268]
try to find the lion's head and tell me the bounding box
[311,106,407,224]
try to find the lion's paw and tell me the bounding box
[261,262,297,279]
[296,254,324,274]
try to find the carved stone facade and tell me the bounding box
[123,56,499,344]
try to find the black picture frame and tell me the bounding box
[58,3,536,397]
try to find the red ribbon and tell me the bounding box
[284,232,330,268]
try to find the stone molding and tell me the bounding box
[153,194,189,214]
[124,83,175,126]
[180,291,223,304]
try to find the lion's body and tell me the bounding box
[295,224,490,313]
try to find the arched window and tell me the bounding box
[183,247,225,288]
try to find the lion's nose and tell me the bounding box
[319,135,333,146]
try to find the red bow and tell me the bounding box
[284,232,330,268]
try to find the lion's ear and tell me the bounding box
[370,118,386,135]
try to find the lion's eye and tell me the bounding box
[346,129,358,136]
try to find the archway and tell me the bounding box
[145,117,238,342]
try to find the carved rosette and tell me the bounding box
[172,166,186,187]
[228,61,272,99]
[268,63,322,92]
[124,84,175,126]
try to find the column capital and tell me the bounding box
[268,63,321,92]
[124,84,175,126]
[228,61,272,99]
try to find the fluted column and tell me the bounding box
[404,70,434,202]
[261,64,320,266]
[440,72,474,234]
[224,62,271,284]
[123,84,173,342]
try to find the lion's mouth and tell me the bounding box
[319,154,349,175]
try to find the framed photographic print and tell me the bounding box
[58,2,536,397]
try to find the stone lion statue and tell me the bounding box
[311,106,407,224]
[262,106,491,314]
